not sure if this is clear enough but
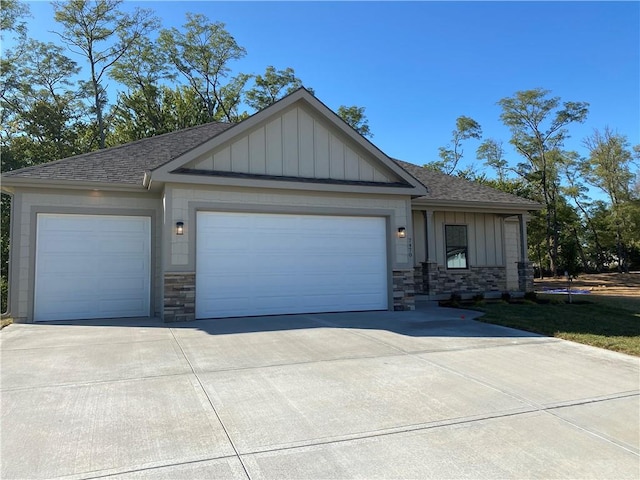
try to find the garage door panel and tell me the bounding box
[97,298,148,315]
[36,300,96,321]
[101,257,148,275]
[196,212,387,319]
[99,275,148,293]
[35,255,95,274]
[35,214,150,321]
[36,276,98,296]
[98,238,149,254]
[36,234,96,254]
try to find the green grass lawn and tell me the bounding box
[473,294,640,356]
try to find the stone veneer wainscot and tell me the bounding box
[164,273,195,322]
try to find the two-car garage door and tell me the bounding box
[34,214,151,322]
[196,212,388,319]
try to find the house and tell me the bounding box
[1,89,540,323]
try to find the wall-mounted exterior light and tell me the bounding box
[397,227,406,238]
[176,221,184,235]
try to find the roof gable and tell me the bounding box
[151,89,426,196]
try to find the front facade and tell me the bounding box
[397,162,539,299]
[2,89,538,323]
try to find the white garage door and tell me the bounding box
[196,212,388,319]
[35,214,151,321]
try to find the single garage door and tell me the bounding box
[196,212,388,319]
[34,214,151,321]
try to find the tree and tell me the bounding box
[558,152,607,272]
[582,128,638,272]
[428,116,481,174]
[0,0,30,41]
[337,105,373,138]
[498,88,588,275]
[245,66,308,111]
[1,39,87,167]
[158,13,248,122]
[108,85,210,145]
[107,36,175,142]
[53,0,158,148]
[476,138,508,182]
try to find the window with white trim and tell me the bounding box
[445,225,468,269]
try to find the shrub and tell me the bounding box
[472,293,485,302]
[501,291,512,302]
[0,277,7,314]
[448,292,462,307]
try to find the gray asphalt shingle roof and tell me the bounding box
[395,159,540,208]
[2,121,539,209]
[2,122,233,185]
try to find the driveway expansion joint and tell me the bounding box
[168,327,253,480]
[48,454,244,480]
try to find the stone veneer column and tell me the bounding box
[413,263,425,294]
[517,262,534,293]
[164,273,195,322]
[392,270,415,311]
[423,262,439,296]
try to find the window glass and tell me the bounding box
[445,225,468,269]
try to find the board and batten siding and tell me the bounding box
[166,185,412,270]
[185,106,395,183]
[10,189,162,321]
[413,211,505,267]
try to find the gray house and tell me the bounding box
[1,89,539,323]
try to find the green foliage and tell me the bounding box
[0,0,30,41]
[471,293,485,304]
[476,138,508,181]
[582,128,639,272]
[52,0,158,148]
[498,89,589,275]
[0,275,7,313]
[336,105,373,138]
[245,66,309,111]
[158,13,247,122]
[107,85,211,145]
[428,115,481,174]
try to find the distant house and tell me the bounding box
[1,88,540,323]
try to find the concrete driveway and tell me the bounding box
[1,304,638,479]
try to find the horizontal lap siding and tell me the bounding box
[168,186,411,269]
[12,190,162,321]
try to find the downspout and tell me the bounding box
[143,170,152,190]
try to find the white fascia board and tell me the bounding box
[0,177,148,193]
[411,198,543,213]
[152,171,422,196]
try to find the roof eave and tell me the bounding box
[0,176,148,193]
[411,197,543,212]
[152,171,424,196]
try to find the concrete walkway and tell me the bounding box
[1,305,638,479]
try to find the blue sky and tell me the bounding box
[18,1,640,177]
